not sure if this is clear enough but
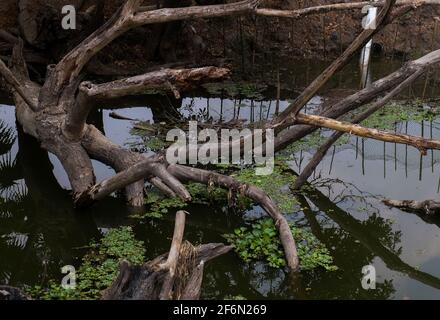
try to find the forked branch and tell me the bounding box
[43,0,260,105]
[63,67,230,140]
[167,164,300,271]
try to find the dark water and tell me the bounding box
[1,56,440,299]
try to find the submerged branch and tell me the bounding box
[167,164,300,271]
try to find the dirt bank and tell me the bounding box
[1,1,439,64]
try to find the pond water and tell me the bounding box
[1,56,440,299]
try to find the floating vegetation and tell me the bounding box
[233,166,299,213]
[224,219,337,271]
[27,227,145,300]
[134,182,228,219]
[358,100,440,130]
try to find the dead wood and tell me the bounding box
[167,164,300,271]
[273,0,396,123]
[292,69,424,190]
[295,113,440,154]
[383,199,440,215]
[256,0,438,18]
[101,211,232,300]
[2,0,440,279]
[274,49,440,151]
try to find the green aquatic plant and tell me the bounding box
[27,227,145,300]
[224,294,247,300]
[233,167,298,213]
[186,182,228,205]
[132,190,187,219]
[224,219,337,271]
[359,101,440,130]
[134,182,228,219]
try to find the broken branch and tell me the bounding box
[0,57,37,111]
[292,69,424,190]
[295,112,440,154]
[274,0,396,122]
[167,164,300,271]
[158,210,188,300]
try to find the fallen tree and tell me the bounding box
[1,0,440,281]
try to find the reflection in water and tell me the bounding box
[1,54,440,299]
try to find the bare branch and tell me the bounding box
[42,0,258,106]
[273,0,396,123]
[81,125,146,206]
[292,68,424,190]
[180,261,204,300]
[84,67,230,100]
[74,156,159,207]
[167,164,300,271]
[274,48,440,151]
[295,113,440,155]
[0,56,37,111]
[150,177,177,198]
[63,67,229,141]
[158,210,188,300]
[256,0,437,18]
[132,0,260,25]
[383,199,440,215]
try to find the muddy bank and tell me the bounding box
[2,1,440,61]
[199,0,440,61]
[1,1,440,65]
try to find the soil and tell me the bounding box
[1,1,440,66]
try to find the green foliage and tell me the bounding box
[224,219,337,271]
[360,101,440,130]
[134,182,228,219]
[142,190,187,218]
[224,294,247,300]
[129,126,170,152]
[27,227,145,300]
[0,120,16,156]
[233,167,298,213]
[186,182,228,205]
[142,136,170,152]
